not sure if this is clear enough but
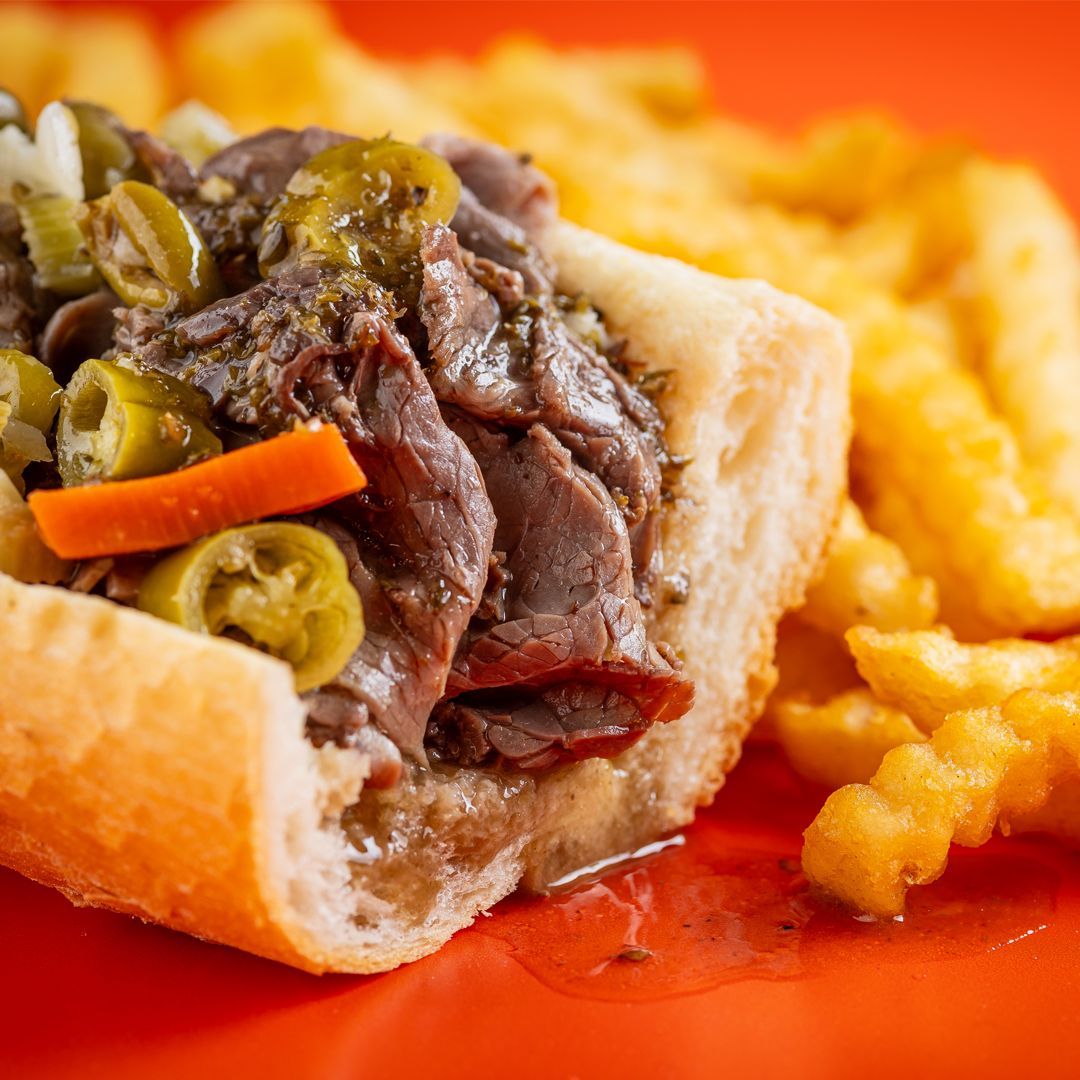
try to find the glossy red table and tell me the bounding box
[6,3,1080,1076]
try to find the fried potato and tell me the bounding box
[775,688,925,788]
[961,161,1080,520]
[0,6,64,117]
[1007,777,1080,845]
[847,626,1080,730]
[837,149,972,298]
[756,617,861,740]
[799,500,938,637]
[53,14,166,129]
[0,8,165,128]
[845,301,1080,638]
[176,1,464,139]
[803,689,1080,916]
[854,479,997,640]
[750,114,919,222]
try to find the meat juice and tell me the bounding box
[472,747,1063,1002]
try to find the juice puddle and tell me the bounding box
[473,823,1060,1002]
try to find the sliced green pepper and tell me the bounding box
[0,348,62,432]
[259,138,461,294]
[0,349,62,485]
[0,88,29,134]
[66,100,146,200]
[76,179,223,312]
[138,522,365,692]
[57,358,222,486]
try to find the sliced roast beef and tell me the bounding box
[38,290,118,382]
[126,129,199,200]
[199,126,351,198]
[132,266,392,434]
[428,683,652,771]
[423,133,557,238]
[112,303,167,354]
[446,188,555,296]
[439,419,692,724]
[425,132,557,294]
[312,332,497,757]
[183,193,269,294]
[419,223,664,596]
[303,688,404,788]
[0,203,39,353]
[130,267,496,759]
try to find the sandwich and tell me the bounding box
[0,102,850,972]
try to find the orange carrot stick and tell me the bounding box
[28,422,366,559]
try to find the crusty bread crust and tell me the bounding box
[0,221,850,972]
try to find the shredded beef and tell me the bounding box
[446,188,555,297]
[112,303,167,354]
[126,129,199,200]
[0,203,39,352]
[183,193,268,294]
[428,684,652,771]
[438,419,691,720]
[199,126,351,198]
[419,223,664,597]
[38,290,118,383]
[423,133,557,238]
[130,267,496,759]
[95,128,689,778]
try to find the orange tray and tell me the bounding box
[5,3,1080,1077]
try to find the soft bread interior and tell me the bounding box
[0,222,849,972]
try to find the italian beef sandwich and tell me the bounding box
[0,105,850,972]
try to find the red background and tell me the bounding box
[6,3,1080,1078]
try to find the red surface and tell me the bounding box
[7,3,1080,1077]
[3,747,1080,1079]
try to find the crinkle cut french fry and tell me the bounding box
[775,688,925,789]
[846,308,1080,638]
[756,616,861,740]
[962,161,1080,520]
[0,6,62,118]
[749,114,919,223]
[799,500,938,637]
[847,626,1080,731]
[1007,777,1080,845]
[802,690,1080,917]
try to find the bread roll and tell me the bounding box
[0,220,850,972]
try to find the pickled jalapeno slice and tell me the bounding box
[65,100,146,200]
[57,358,222,486]
[0,348,62,432]
[258,138,461,293]
[76,179,223,311]
[137,522,365,692]
[0,350,62,484]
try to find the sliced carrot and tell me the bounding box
[28,422,367,559]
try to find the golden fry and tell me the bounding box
[847,625,1080,731]
[0,7,63,118]
[1007,777,1080,845]
[803,689,1080,916]
[845,306,1080,638]
[750,114,919,222]
[177,1,464,138]
[799,500,938,637]
[775,688,925,789]
[962,161,1080,520]
[756,616,861,740]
